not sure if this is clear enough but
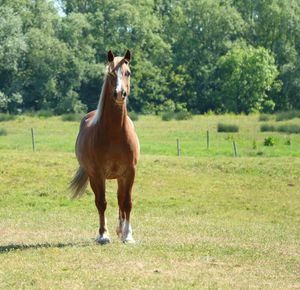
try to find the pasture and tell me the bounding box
[0,115,299,289]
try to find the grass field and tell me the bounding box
[0,115,299,289]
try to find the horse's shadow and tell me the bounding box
[0,241,91,253]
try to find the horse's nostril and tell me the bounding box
[122,91,127,98]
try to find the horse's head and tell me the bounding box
[107,50,131,106]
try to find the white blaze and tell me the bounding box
[116,67,123,93]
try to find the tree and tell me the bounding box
[0,0,299,114]
[232,0,300,110]
[0,6,26,112]
[213,45,279,113]
[160,0,247,112]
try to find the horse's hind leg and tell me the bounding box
[90,177,110,244]
[116,169,135,243]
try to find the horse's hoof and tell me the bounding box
[96,234,111,245]
[123,238,136,244]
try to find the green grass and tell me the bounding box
[0,114,299,289]
[2,114,299,157]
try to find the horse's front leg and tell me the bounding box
[116,168,135,243]
[90,177,110,244]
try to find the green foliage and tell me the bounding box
[61,113,83,122]
[0,0,300,114]
[0,113,16,122]
[259,114,274,122]
[0,92,9,112]
[277,124,300,134]
[174,111,192,121]
[0,6,25,114]
[0,128,7,136]
[284,137,291,145]
[217,123,239,133]
[161,111,192,121]
[161,112,174,121]
[260,124,277,132]
[0,91,23,113]
[0,7,26,72]
[36,110,54,118]
[214,45,279,113]
[261,123,300,134]
[264,137,276,146]
[128,111,139,121]
[275,110,300,121]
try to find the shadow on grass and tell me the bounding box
[0,241,92,253]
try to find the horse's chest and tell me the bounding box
[100,143,132,179]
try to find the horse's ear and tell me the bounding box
[124,50,131,62]
[107,50,114,62]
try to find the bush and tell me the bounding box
[0,113,15,122]
[284,137,291,145]
[260,124,276,132]
[36,110,54,118]
[204,110,215,116]
[277,124,300,134]
[260,123,300,134]
[275,110,300,121]
[264,136,276,146]
[217,123,239,132]
[162,112,175,121]
[174,111,192,121]
[128,111,139,121]
[0,128,7,136]
[61,113,83,122]
[259,114,273,122]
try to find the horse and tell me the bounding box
[70,50,139,244]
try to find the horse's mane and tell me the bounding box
[90,72,109,126]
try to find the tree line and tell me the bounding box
[0,0,299,115]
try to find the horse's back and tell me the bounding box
[75,111,96,159]
[78,111,96,130]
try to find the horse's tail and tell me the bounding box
[69,167,89,199]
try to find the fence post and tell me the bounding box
[31,128,35,152]
[233,140,238,157]
[177,138,180,156]
[206,130,210,149]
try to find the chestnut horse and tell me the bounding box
[70,50,139,244]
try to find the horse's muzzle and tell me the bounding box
[115,90,127,106]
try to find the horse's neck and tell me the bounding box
[98,85,127,133]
